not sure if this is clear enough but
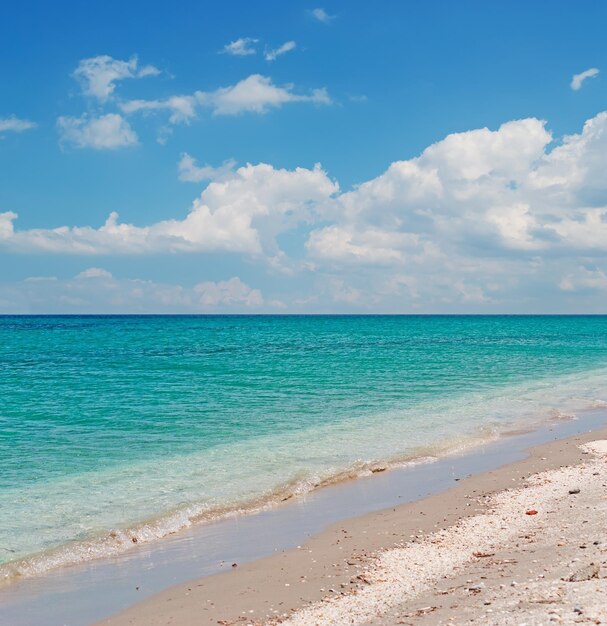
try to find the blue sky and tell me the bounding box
[1,0,607,313]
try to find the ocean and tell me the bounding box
[1,315,607,581]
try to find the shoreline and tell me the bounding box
[0,424,511,586]
[100,418,607,626]
[4,366,605,588]
[2,409,606,625]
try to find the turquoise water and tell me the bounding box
[1,315,607,580]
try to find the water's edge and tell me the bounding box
[1,407,606,626]
[0,392,596,585]
[0,424,512,584]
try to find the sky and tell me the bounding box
[1,0,607,313]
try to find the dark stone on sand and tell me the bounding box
[566,562,600,582]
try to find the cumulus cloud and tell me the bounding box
[120,95,198,124]
[6,110,607,311]
[0,212,17,239]
[302,116,564,273]
[307,226,418,265]
[207,74,331,115]
[329,278,361,304]
[0,163,338,256]
[559,266,607,292]
[310,8,335,23]
[73,55,160,101]
[120,74,331,123]
[311,117,568,264]
[0,116,37,135]
[194,277,263,307]
[302,111,607,309]
[221,37,258,56]
[570,67,599,91]
[57,114,138,149]
[75,267,113,279]
[177,153,237,182]
[265,41,297,61]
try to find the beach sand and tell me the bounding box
[100,425,607,626]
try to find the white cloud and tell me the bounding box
[265,41,297,62]
[120,74,331,122]
[208,74,331,115]
[0,272,264,313]
[306,116,558,267]
[310,8,335,23]
[559,266,607,292]
[570,67,599,91]
[7,110,607,312]
[0,163,338,256]
[221,37,258,56]
[73,55,160,101]
[0,212,16,239]
[485,203,539,249]
[307,226,416,265]
[120,95,198,124]
[194,277,263,307]
[177,153,237,182]
[75,267,113,279]
[383,274,420,299]
[547,208,607,251]
[453,280,492,303]
[57,114,138,150]
[329,278,361,304]
[0,116,36,135]
[23,275,58,283]
[300,111,607,308]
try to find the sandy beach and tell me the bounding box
[99,424,607,626]
[5,2,607,624]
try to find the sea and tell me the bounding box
[1,315,607,582]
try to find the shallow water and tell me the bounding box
[1,315,607,579]
[2,409,606,626]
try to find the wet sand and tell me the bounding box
[99,419,607,626]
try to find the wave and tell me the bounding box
[0,431,496,584]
